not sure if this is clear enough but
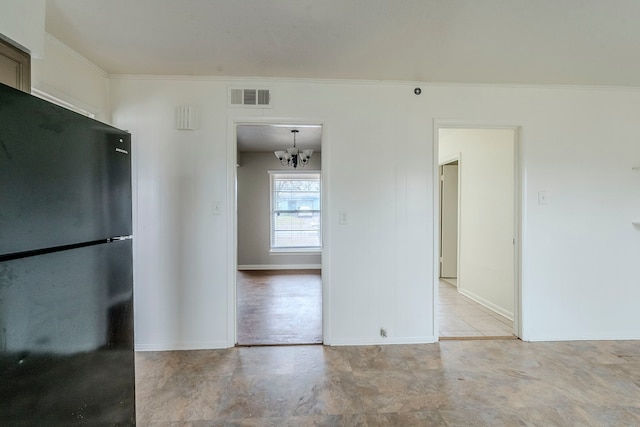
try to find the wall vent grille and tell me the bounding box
[176,105,197,130]
[229,88,271,108]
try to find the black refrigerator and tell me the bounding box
[0,83,135,424]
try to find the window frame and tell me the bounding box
[269,170,322,253]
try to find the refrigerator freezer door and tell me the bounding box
[0,84,132,256]
[0,239,134,423]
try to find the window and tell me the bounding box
[270,171,321,251]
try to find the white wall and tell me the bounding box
[0,0,46,57]
[3,0,640,347]
[31,35,111,123]
[237,151,321,269]
[110,77,432,349]
[429,85,640,341]
[110,76,640,350]
[439,128,515,319]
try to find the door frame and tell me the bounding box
[0,37,31,92]
[226,116,331,347]
[439,153,461,285]
[433,121,523,339]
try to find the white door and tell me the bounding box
[440,163,458,278]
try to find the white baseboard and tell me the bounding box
[238,264,321,270]
[135,341,230,351]
[136,336,443,350]
[327,336,437,346]
[458,287,514,321]
[524,334,640,342]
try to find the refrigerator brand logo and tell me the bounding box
[115,148,129,155]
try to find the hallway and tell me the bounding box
[439,279,514,338]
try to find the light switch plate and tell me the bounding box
[538,191,548,205]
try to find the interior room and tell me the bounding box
[2,1,640,424]
[235,124,323,346]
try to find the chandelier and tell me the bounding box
[274,129,314,168]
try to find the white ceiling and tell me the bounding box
[45,0,640,87]
[237,124,321,153]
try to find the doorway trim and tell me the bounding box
[226,116,331,347]
[439,153,461,287]
[433,121,523,340]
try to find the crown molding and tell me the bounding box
[106,73,640,92]
[107,73,420,86]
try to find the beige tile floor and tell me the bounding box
[439,279,514,338]
[135,340,640,425]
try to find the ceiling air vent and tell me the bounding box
[229,88,272,108]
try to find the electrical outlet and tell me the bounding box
[380,327,387,338]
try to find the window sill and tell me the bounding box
[270,247,322,255]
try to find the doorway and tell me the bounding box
[234,123,323,345]
[440,159,459,282]
[436,126,521,339]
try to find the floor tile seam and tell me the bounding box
[439,305,473,309]
[227,371,340,382]
[447,312,492,319]
[142,359,239,369]
[440,316,476,323]
[430,402,543,413]
[429,368,547,383]
[436,408,529,425]
[289,403,369,418]
[222,402,370,420]
[449,318,493,324]
[341,408,454,418]
[462,312,507,319]
[470,325,514,333]
[459,318,513,331]
[474,310,510,321]
[598,359,640,366]
[349,367,418,375]
[213,412,378,423]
